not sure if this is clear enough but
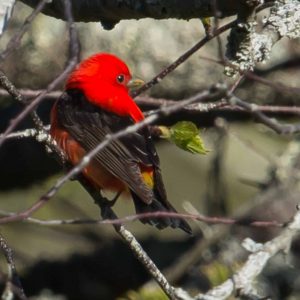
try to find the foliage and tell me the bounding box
[159,121,209,155]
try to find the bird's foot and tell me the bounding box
[99,191,122,220]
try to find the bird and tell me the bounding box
[50,52,191,234]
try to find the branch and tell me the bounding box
[3,88,300,117]
[230,95,300,134]
[245,71,300,94]
[0,209,284,228]
[0,126,49,140]
[119,226,178,299]
[0,0,49,61]
[0,0,80,149]
[0,0,16,36]
[225,0,300,76]
[132,20,235,97]
[189,207,300,300]
[0,235,27,300]
[77,176,179,300]
[19,0,263,29]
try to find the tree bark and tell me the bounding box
[20,0,248,29]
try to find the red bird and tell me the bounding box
[50,53,191,233]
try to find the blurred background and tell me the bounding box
[0,1,300,299]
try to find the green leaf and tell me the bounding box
[186,135,209,155]
[166,121,209,155]
[171,121,199,141]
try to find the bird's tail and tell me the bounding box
[131,192,192,234]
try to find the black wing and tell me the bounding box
[56,90,166,204]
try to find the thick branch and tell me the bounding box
[19,0,248,29]
[225,0,300,76]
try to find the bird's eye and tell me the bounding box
[116,74,125,84]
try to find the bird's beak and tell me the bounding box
[127,78,145,90]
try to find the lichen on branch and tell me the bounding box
[225,0,300,77]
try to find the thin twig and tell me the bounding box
[231,95,300,134]
[0,0,80,149]
[198,55,300,95]
[132,21,236,97]
[0,88,61,98]
[246,71,300,94]
[0,126,49,140]
[2,88,300,115]
[0,0,49,61]
[0,209,284,228]
[0,235,27,300]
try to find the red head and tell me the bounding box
[66,53,144,122]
